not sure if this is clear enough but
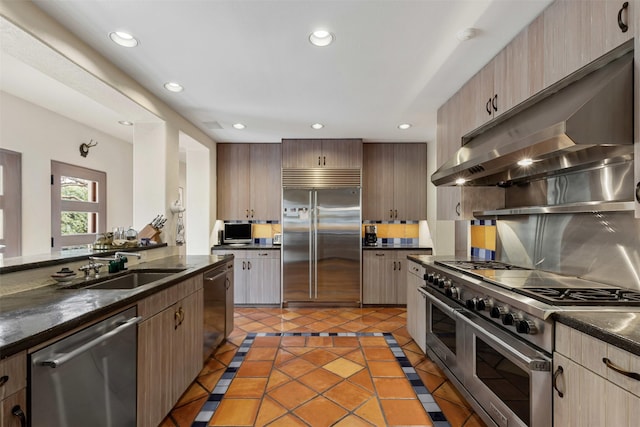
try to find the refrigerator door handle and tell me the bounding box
[314,190,318,299]
[308,191,313,299]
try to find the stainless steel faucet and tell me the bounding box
[79,258,104,279]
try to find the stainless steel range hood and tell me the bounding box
[432,46,634,187]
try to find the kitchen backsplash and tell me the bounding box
[362,221,419,245]
[470,220,497,260]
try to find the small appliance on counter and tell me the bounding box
[273,233,282,245]
[223,223,252,245]
[364,225,377,246]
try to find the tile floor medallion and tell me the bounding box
[162,307,487,427]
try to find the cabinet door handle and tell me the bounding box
[394,209,398,219]
[552,365,564,398]
[397,261,401,271]
[635,181,639,202]
[492,94,498,112]
[318,156,321,166]
[375,253,385,257]
[603,357,640,381]
[486,98,492,115]
[618,2,629,32]
[245,209,249,218]
[0,375,8,387]
[226,277,231,290]
[242,261,246,270]
[323,156,326,166]
[259,253,268,256]
[455,202,461,216]
[393,261,397,271]
[12,405,26,427]
[248,261,252,270]
[390,209,394,219]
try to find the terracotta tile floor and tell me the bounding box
[160,307,487,427]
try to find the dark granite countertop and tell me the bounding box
[0,244,168,274]
[554,311,640,356]
[211,244,280,251]
[0,254,230,358]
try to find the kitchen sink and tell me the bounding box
[82,269,185,290]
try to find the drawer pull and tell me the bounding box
[0,375,8,386]
[12,405,26,427]
[603,357,640,381]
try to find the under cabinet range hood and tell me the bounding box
[432,47,634,188]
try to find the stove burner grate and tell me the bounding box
[516,288,640,306]
[438,260,529,271]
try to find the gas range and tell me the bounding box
[422,259,640,354]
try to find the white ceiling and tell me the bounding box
[5,0,553,144]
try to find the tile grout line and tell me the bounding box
[191,331,453,427]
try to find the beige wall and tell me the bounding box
[0,91,134,256]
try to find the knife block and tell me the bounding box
[138,224,162,243]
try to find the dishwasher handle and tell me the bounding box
[40,316,141,368]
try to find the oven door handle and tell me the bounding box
[456,311,551,371]
[424,289,462,317]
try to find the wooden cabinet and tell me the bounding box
[543,0,634,88]
[217,143,281,220]
[282,139,362,169]
[436,94,504,220]
[406,260,427,353]
[363,250,430,305]
[0,352,26,427]
[553,323,640,426]
[211,249,281,304]
[137,275,203,427]
[362,143,427,220]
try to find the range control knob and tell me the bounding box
[516,320,538,335]
[445,285,458,299]
[432,275,440,287]
[502,312,522,326]
[490,306,508,318]
[466,298,486,311]
[427,273,435,283]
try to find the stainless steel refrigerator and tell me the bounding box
[282,188,361,304]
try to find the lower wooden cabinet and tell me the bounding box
[406,260,427,353]
[0,389,26,427]
[211,249,281,304]
[553,323,640,426]
[363,250,430,305]
[137,276,204,427]
[0,351,26,427]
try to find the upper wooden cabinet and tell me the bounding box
[460,15,545,135]
[217,143,281,221]
[282,139,362,169]
[543,0,634,88]
[363,143,427,221]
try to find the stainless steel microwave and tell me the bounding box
[223,223,252,244]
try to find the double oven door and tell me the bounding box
[423,287,552,427]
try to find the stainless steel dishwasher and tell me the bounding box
[203,260,233,360]
[29,307,140,427]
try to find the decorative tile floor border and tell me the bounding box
[192,332,451,427]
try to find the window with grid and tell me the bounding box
[51,161,106,250]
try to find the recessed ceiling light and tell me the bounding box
[517,158,534,166]
[456,28,477,41]
[398,123,412,130]
[232,123,246,130]
[309,30,334,47]
[311,123,324,129]
[109,31,138,47]
[118,120,133,126]
[455,178,467,185]
[164,82,184,93]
